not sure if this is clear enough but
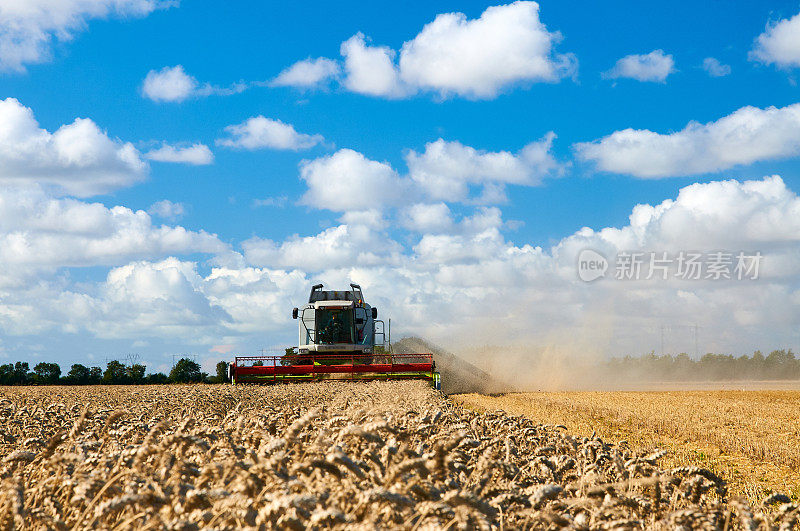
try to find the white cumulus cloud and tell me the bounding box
[297,136,562,212]
[398,1,576,98]
[340,33,408,98]
[145,143,214,165]
[243,223,402,271]
[0,187,225,269]
[141,65,197,102]
[201,266,309,335]
[298,149,407,211]
[400,203,454,233]
[339,209,386,230]
[141,65,250,102]
[0,0,174,72]
[399,203,511,238]
[604,49,675,82]
[559,176,800,257]
[217,116,323,151]
[702,57,731,77]
[750,10,800,68]
[96,258,231,338]
[406,133,562,202]
[272,57,340,88]
[575,102,800,178]
[147,199,185,220]
[0,97,147,196]
[280,1,575,100]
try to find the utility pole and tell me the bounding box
[658,323,701,358]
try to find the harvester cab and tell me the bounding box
[229,284,441,388]
[296,283,378,359]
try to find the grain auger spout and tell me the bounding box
[228,283,441,388]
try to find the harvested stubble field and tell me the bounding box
[0,382,797,529]
[455,391,800,511]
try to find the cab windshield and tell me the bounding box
[316,308,354,344]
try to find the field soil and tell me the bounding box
[2,382,788,529]
[454,391,800,507]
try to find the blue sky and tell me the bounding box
[1,0,800,373]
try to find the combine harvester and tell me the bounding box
[229,284,441,389]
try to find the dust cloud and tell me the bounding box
[412,309,623,392]
[457,311,616,391]
[400,308,797,392]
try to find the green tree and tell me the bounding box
[13,362,29,385]
[216,361,229,383]
[766,349,794,365]
[127,364,146,384]
[764,349,795,379]
[88,366,103,384]
[103,360,129,384]
[66,364,91,385]
[145,372,168,384]
[169,358,202,383]
[0,364,13,385]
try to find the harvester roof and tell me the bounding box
[309,290,357,303]
[308,283,365,304]
[312,300,353,309]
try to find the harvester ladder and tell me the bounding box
[374,319,392,354]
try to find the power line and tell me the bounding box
[659,323,702,358]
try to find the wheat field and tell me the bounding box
[454,391,800,510]
[1,382,797,529]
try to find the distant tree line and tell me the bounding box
[0,358,231,386]
[606,349,800,380]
